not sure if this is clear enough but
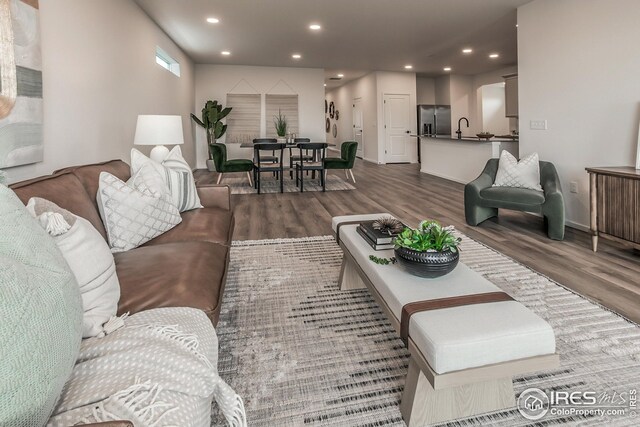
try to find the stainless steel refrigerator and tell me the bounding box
[417,104,451,136]
[417,104,451,162]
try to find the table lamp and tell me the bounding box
[134,115,184,163]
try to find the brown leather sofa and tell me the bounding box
[10,159,234,326]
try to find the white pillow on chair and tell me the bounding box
[493,150,543,192]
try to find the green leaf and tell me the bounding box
[190,113,205,127]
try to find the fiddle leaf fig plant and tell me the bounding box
[191,100,232,159]
[395,220,462,253]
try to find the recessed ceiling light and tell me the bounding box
[206,17,219,24]
[221,51,231,56]
[324,83,327,87]
[337,73,344,77]
[292,53,302,59]
[516,24,519,27]
[489,53,499,58]
[309,24,322,30]
[462,48,473,54]
[443,67,451,72]
[404,65,413,69]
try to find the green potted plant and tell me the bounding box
[191,100,232,171]
[273,109,287,142]
[393,220,462,278]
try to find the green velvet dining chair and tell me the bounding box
[323,141,358,183]
[209,143,254,186]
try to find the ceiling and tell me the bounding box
[134,0,531,87]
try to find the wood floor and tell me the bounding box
[195,160,640,324]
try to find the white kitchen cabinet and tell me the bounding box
[503,73,518,118]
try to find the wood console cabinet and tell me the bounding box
[586,167,640,252]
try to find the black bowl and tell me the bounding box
[394,247,459,278]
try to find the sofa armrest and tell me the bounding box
[196,184,231,210]
[77,422,133,427]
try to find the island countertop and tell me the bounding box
[418,135,519,143]
[419,136,518,184]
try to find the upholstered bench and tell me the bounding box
[332,214,559,426]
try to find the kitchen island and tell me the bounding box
[419,136,518,184]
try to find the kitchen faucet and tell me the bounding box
[456,117,469,140]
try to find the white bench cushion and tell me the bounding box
[338,222,556,374]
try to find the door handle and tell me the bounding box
[406,130,410,134]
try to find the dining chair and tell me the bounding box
[253,138,279,164]
[253,142,285,194]
[295,142,328,192]
[289,137,313,179]
[210,143,254,186]
[323,141,358,183]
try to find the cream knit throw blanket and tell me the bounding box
[48,307,246,427]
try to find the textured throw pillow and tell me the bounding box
[131,146,202,212]
[493,150,543,191]
[0,185,83,426]
[97,165,182,252]
[26,197,121,338]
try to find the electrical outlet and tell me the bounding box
[530,120,548,130]
[570,181,578,193]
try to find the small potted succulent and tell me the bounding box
[394,220,462,278]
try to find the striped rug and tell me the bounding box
[212,235,640,426]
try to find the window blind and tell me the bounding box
[225,94,261,144]
[265,94,299,138]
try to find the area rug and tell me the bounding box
[222,174,355,194]
[212,235,640,426]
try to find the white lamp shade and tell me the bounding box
[134,115,184,146]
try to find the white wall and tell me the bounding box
[194,65,325,166]
[449,75,475,135]
[518,0,640,228]
[325,73,378,162]
[326,71,417,164]
[435,76,451,105]
[417,77,436,104]
[480,83,510,135]
[4,0,195,183]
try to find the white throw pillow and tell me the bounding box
[26,197,120,338]
[131,147,202,212]
[493,150,543,191]
[97,165,182,253]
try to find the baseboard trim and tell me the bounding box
[420,170,468,185]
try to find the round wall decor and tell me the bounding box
[335,110,339,120]
[326,118,331,133]
[332,123,337,137]
[329,101,335,119]
[325,100,328,114]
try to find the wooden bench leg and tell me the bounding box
[338,255,366,290]
[400,358,516,426]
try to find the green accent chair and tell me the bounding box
[464,158,565,240]
[323,141,358,183]
[209,143,254,186]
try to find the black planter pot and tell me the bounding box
[394,247,459,278]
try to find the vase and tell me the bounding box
[277,137,286,144]
[394,247,459,278]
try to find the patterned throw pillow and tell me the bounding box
[0,185,83,426]
[97,165,182,252]
[493,150,543,191]
[131,147,202,212]
[27,197,121,338]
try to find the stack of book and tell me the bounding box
[356,220,403,250]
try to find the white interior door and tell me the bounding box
[384,94,412,163]
[352,98,364,158]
